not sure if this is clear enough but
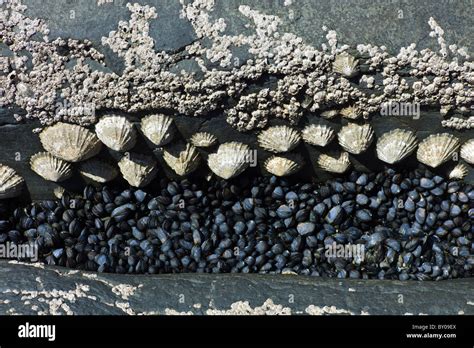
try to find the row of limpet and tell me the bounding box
[258,124,473,173]
[1,115,473,197]
[30,116,474,185]
[28,115,217,188]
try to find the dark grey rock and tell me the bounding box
[0,260,473,315]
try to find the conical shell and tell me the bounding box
[78,159,119,183]
[118,153,157,188]
[257,125,301,153]
[208,142,251,179]
[190,132,217,148]
[162,143,201,176]
[53,186,66,199]
[264,154,304,177]
[95,115,137,152]
[337,123,374,154]
[376,129,418,164]
[0,164,24,199]
[39,122,102,162]
[448,163,468,180]
[333,52,359,78]
[317,152,351,173]
[417,133,460,168]
[340,106,362,120]
[30,152,73,182]
[460,139,474,165]
[140,114,174,146]
[302,124,335,147]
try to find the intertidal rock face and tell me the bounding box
[0,0,472,200]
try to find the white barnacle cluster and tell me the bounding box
[0,0,472,131]
[0,1,106,125]
[225,89,271,131]
[355,18,472,118]
[442,116,474,130]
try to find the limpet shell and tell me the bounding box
[376,129,418,164]
[162,143,201,176]
[301,124,335,147]
[333,52,359,78]
[264,154,304,177]
[257,125,301,153]
[95,115,137,152]
[53,186,66,199]
[39,122,102,162]
[417,133,460,168]
[118,153,157,188]
[337,123,374,155]
[0,164,24,199]
[448,163,468,180]
[317,152,351,174]
[30,152,73,183]
[340,106,362,120]
[190,132,217,148]
[208,142,251,179]
[78,159,119,183]
[460,139,474,165]
[140,114,174,146]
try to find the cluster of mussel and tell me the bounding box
[0,167,472,279]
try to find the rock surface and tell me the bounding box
[0,260,472,315]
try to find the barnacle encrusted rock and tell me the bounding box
[140,114,175,147]
[30,152,73,183]
[416,133,460,168]
[118,153,158,188]
[0,1,472,132]
[317,152,351,174]
[337,123,374,155]
[264,154,304,177]
[0,164,24,199]
[208,142,251,179]
[376,129,418,164]
[78,159,119,183]
[39,123,102,162]
[301,124,335,147]
[162,143,201,176]
[95,116,137,152]
[460,139,474,165]
[190,132,218,148]
[257,126,301,153]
